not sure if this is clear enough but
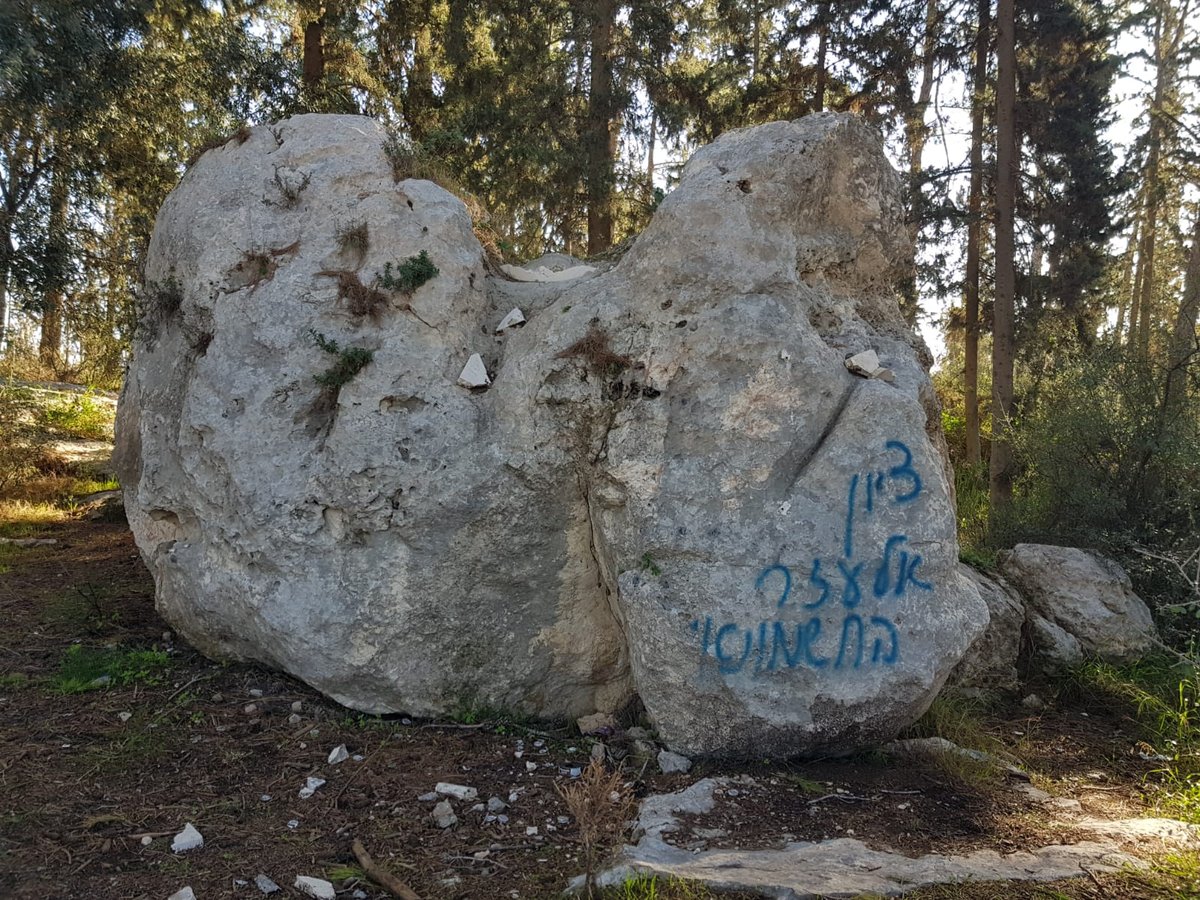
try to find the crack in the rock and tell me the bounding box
[770,375,859,501]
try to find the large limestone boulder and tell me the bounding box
[998,544,1156,664]
[117,112,987,757]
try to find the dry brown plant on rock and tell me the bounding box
[557,327,633,375]
[556,756,637,897]
[316,269,391,322]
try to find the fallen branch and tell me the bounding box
[352,839,422,900]
[807,793,871,805]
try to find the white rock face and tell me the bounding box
[999,544,1156,663]
[118,112,986,757]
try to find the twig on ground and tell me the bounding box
[807,793,872,804]
[351,839,422,900]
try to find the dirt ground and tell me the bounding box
[1,517,1198,899]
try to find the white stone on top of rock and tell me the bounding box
[950,565,1026,689]
[254,874,281,895]
[298,776,325,799]
[327,744,349,765]
[171,823,203,853]
[999,544,1156,663]
[435,782,478,801]
[657,750,693,775]
[432,800,458,828]
[495,307,526,332]
[457,352,491,388]
[501,263,597,283]
[118,111,986,759]
[294,875,336,900]
[167,887,196,900]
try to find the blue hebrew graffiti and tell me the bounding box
[688,440,933,678]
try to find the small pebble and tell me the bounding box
[291,700,303,713]
[140,836,152,846]
[328,744,350,765]
[249,688,264,698]
[243,703,259,715]
[171,823,204,853]
[118,711,132,723]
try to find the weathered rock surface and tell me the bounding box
[586,778,1197,898]
[998,544,1156,663]
[949,565,1026,688]
[117,111,986,757]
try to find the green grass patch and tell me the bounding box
[603,875,728,899]
[52,644,173,694]
[39,390,114,440]
[0,672,31,689]
[1063,656,1200,822]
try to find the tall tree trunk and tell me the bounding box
[0,210,11,354]
[1115,213,1140,340]
[40,171,68,371]
[751,0,761,79]
[989,0,1017,522]
[303,15,325,90]
[814,5,829,112]
[963,0,989,468]
[585,0,618,256]
[1164,213,1200,414]
[646,112,655,188]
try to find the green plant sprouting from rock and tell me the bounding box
[309,330,373,389]
[378,251,439,294]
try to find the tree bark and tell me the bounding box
[585,0,618,256]
[963,0,989,468]
[303,16,325,89]
[989,0,1017,521]
[39,161,68,371]
[0,209,11,354]
[1164,213,1200,414]
[814,4,829,112]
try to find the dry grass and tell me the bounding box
[557,757,637,898]
[316,269,391,321]
[336,221,370,260]
[557,327,634,375]
[186,125,251,168]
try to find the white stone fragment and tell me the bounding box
[294,875,336,899]
[118,711,132,723]
[658,750,693,774]
[432,800,458,828]
[167,888,196,900]
[298,776,325,799]
[254,874,281,894]
[844,349,882,378]
[457,353,491,389]
[501,263,596,283]
[496,307,526,332]
[327,744,350,765]
[171,823,204,854]
[435,782,478,801]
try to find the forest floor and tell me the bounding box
[1,424,1199,897]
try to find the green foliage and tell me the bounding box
[1064,656,1200,822]
[309,330,374,390]
[639,553,662,577]
[1007,346,1200,550]
[378,251,439,294]
[39,389,113,441]
[0,383,51,493]
[52,644,172,695]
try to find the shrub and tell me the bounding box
[309,330,373,390]
[39,389,113,441]
[377,251,439,294]
[0,383,51,494]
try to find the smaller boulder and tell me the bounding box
[999,544,1155,663]
[949,565,1025,689]
[1028,613,1084,673]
